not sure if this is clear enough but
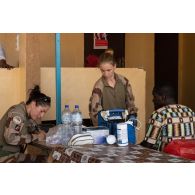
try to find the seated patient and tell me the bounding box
[141,84,195,151]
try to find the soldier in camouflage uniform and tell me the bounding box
[89,53,138,126]
[0,85,51,162]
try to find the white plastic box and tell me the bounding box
[82,126,109,144]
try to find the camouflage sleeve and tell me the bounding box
[89,87,103,126]
[3,112,38,146]
[125,78,138,114]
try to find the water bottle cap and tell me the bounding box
[65,105,69,108]
[75,105,79,108]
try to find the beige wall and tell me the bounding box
[18,34,42,99]
[179,34,195,111]
[39,33,84,67]
[41,67,146,143]
[39,33,55,67]
[0,69,21,117]
[125,33,154,121]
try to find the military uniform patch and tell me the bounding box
[11,116,22,131]
[15,125,20,131]
[13,116,22,125]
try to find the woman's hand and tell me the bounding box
[37,130,46,141]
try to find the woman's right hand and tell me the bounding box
[37,130,46,141]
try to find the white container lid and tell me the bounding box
[106,135,116,144]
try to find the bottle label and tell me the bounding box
[62,113,71,124]
[117,123,128,146]
[72,113,82,123]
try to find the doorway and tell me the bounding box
[155,33,178,102]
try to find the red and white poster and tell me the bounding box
[93,33,108,49]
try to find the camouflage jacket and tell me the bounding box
[0,102,39,155]
[89,73,138,126]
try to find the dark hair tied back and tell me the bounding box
[26,85,51,107]
[32,85,41,94]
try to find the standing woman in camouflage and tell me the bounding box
[0,85,51,162]
[89,52,138,126]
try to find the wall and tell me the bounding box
[39,33,84,67]
[0,33,83,68]
[125,33,154,122]
[17,34,42,99]
[179,34,195,111]
[41,67,146,143]
[0,69,21,117]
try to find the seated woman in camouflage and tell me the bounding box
[0,85,51,162]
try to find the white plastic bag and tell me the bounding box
[46,124,73,145]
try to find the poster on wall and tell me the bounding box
[84,33,125,67]
[93,33,108,49]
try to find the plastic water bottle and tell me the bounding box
[71,105,82,134]
[61,105,73,144]
[61,105,72,126]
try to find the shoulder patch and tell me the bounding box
[13,116,22,125]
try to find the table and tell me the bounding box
[31,141,195,163]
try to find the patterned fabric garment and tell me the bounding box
[89,73,138,126]
[143,104,195,151]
